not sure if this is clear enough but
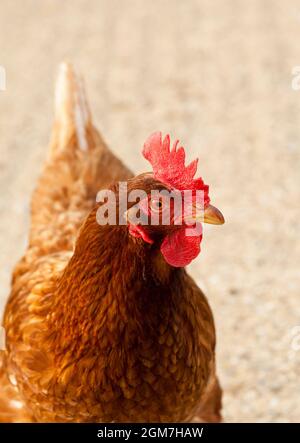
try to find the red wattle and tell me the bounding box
[160,226,202,267]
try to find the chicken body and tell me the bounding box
[0,63,221,422]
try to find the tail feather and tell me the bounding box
[47,61,132,188]
[49,61,102,155]
[28,62,132,253]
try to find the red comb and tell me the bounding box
[143,132,210,206]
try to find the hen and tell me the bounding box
[0,63,224,423]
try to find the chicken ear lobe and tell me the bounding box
[160,227,203,268]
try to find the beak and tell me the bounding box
[188,203,225,225]
[203,204,225,225]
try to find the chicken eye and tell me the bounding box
[150,199,163,212]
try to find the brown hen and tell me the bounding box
[0,63,223,422]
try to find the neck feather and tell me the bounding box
[49,205,178,354]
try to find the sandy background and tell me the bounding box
[0,0,300,422]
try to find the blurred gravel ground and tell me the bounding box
[0,0,300,422]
